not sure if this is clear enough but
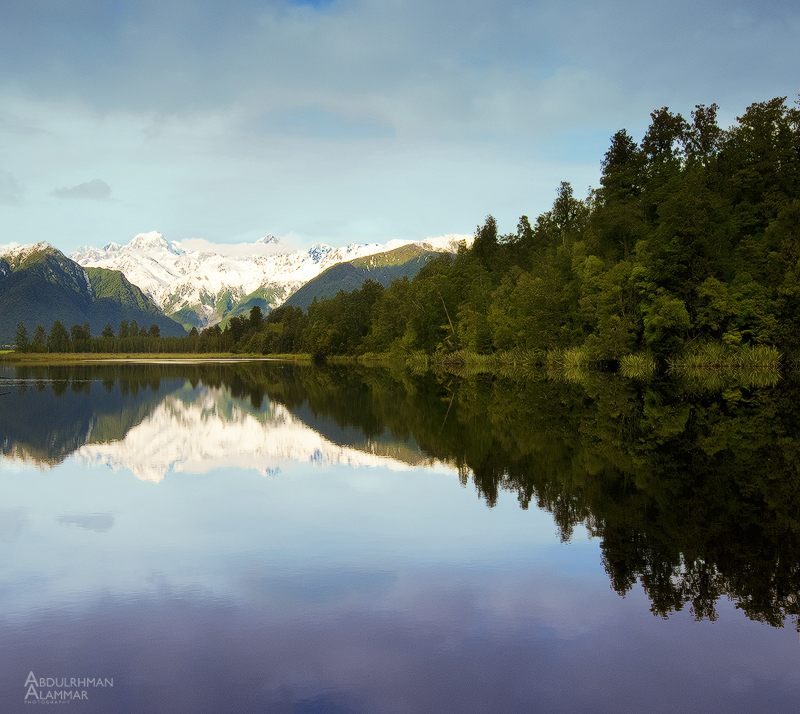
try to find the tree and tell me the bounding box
[32,324,46,352]
[102,323,115,338]
[552,181,585,246]
[682,103,721,166]
[718,96,800,237]
[71,323,90,346]
[14,323,29,352]
[249,305,264,331]
[472,215,498,268]
[641,107,687,165]
[47,321,70,353]
[148,324,161,338]
[642,292,692,356]
[118,320,129,339]
[227,315,246,346]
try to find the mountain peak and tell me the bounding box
[1,241,70,267]
[256,234,281,246]
[128,231,171,252]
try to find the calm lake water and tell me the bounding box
[1,360,799,713]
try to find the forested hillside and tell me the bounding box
[254,96,800,362]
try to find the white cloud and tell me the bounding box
[51,178,112,201]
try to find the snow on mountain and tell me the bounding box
[1,240,63,262]
[70,231,471,328]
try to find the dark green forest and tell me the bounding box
[13,96,800,363]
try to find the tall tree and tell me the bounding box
[14,322,29,352]
[47,321,70,353]
[32,325,46,352]
[472,215,498,269]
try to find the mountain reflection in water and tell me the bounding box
[1,360,799,712]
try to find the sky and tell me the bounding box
[0,0,798,254]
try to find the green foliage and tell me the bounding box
[642,291,692,355]
[303,279,385,358]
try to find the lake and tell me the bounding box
[1,360,798,713]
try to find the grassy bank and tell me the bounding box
[0,352,313,365]
[1,343,788,390]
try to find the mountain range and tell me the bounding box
[70,231,471,330]
[0,231,470,345]
[283,242,446,311]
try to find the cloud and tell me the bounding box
[0,170,23,206]
[0,0,796,134]
[175,236,290,257]
[51,178,112,201]
[0,0,798,252]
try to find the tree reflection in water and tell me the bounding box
[2,359,799,630]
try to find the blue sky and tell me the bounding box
[0,0,798,253]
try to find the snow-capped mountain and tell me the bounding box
[70,231,471,329]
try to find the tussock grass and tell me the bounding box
[668,343,782,390]
[619,353,657,380]
[397,341,785,391]
[542,347,592,382]
[669,343,782,372]
[405,351,430,374]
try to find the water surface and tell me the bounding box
[0,361,798,712]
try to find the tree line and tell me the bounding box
[218,95,800,362]
[14,319,172,353]
[13,95,800,361]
